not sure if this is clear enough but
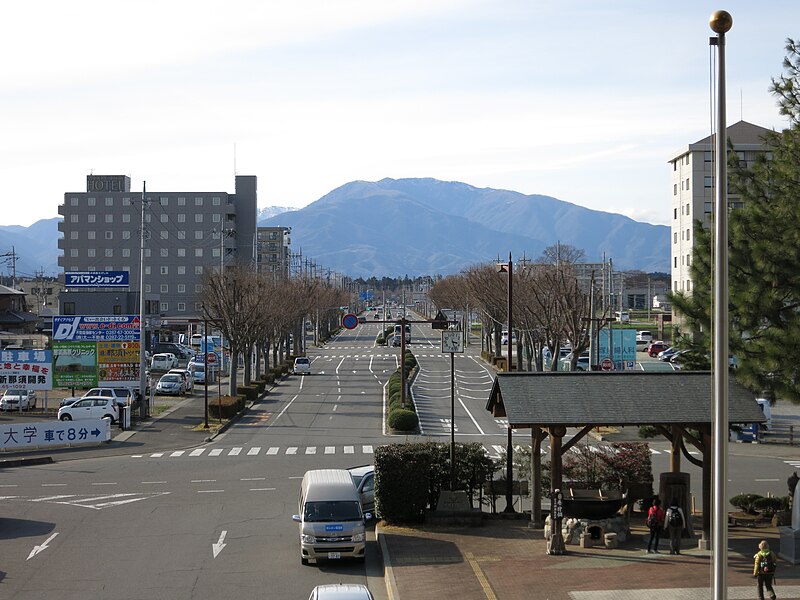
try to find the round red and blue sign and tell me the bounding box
[342,313,358,330]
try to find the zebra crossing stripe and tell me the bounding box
[363,445,373,454]
[325,446,335,454]
[286,447,298,455]
[492,445,504,454]
[306,447,317,455]
[151,453,164,458]
[189,449,205,457]
[248,447,261,456]
[229,448,242,456]
[209,449,223,456]
[344,446,354,454]
[267,447,279,455]
[170,451,185,457]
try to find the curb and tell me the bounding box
[0,456,54,468]
[376,522,399,600]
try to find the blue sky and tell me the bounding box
[1,0,796,227]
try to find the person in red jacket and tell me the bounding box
[646,496,666,553]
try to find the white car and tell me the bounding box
[308,584,375,600]
[58,397,119,423]
[168,368,194,393]
[151,353,178,371]
[0,389,37,411]
[636,330,653,343]
[156,373,186,395]
[293,356,311,375]
[187,362,206,385]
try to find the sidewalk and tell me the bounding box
[378,517,800,600]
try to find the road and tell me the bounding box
[2,317,797,598]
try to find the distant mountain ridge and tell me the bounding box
[261,178,669,277]
[1,179,669,279]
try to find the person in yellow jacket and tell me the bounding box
[753,539,777,600]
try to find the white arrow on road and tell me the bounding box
[27,532,59,560]
[212,530,227,558]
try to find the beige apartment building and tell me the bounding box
[668,120,773,295]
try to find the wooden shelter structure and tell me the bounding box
[485,371,766,550]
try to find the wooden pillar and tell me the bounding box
[670,425,681,472]
[701,427,712,545]
[547,425,566,555]
[531,427,543,528]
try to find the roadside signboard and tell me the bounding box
[206,352,217,364]
[52,341,97,388]
[342,313,358,330]
[53,315,141,342]
[97,341,140,386]
[65,271,129,288]
[0,419,111,451]
[597,328,637,371]
[0,349,53,391]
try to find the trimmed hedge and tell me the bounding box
[208,395,246,420]
[237,385,259,402]
[388,408,418,430]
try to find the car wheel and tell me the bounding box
[60,414,72,421]
[103,414,115,423]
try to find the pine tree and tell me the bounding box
[671,39,800,402]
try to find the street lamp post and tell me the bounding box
[497,254,515,513]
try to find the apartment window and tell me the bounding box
[70,197,79,206]
[144,249,151,258]
[113,304,122,315]
[673,161,677,171]
[685,178,690,190]
[177,284,186,293]
[704,202,713,213]
[704,176,713,188]
[213,213,221,223]
[145,284,151,293]
[212,248,221,258]
[160,266,168,275]
[122,231,131,240]
[674,208,677,219]
[105,231,113,240]
[687,253,691,265]
[673,232,677,244]
[178,214,185,223]
[673,184,677,195]
[177,231,186,240]
[685,155,690,165]
[681,255,684,265]
[195,266,203,275]
[177,302,186,312]
[88,197,96,206]
[70,249,79,257]
[145,214,151,223]
[705,151,712,162]
[686,228,690,241]
[88,249,96,257]
[160,214,168,223]
[680,180,684,191]
[160,302,169,312]
[105,249,113,257]
[88,231,96,240]
[63,302,76,315]
[161,249,168,258]
[674,256,678,268]
[160,197,169,206]
[157,231,166,240]
[195,248,203,257]
[213,196,221,205]
[123,197,132,206]
[686,203,690,215]
[195,231,203,240]
[145,266,151,275]
[71,214,78,223]
[177,248,186,257]
[122,248,130,258]
[194,302,203,312]
[195,214,203,223]
[160,284,168,293]
[195,197,203,206]
[122,214,130,223]
[177,266,186,275]
[687,280,691,291]
[178,197,186,206]
[70,231,79,240]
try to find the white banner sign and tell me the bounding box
[0,419,110,450]
[0,349,53,391]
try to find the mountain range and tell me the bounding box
[260,178,669,277]
[0,178,668,279]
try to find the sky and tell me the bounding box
[1,0,797,228]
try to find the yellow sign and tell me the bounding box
[97,341,140,364]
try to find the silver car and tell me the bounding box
[0,389,37,411]
[156,373,185,395]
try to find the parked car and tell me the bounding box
[0,389,37,411]
[308,584,375,600]
[293,356,311,375]
[58,397,119,423]
[156,373,186,395]
[61,387,137,409]
[347,465,375,515]
[153,342,192,360]
[151,353,178,371]
[636,330,653,344]
[187,361,206,385]
[657,347,678,361]
[559,352,590,371]
[168,368,193,393]
[646,341,670,357]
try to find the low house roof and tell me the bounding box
[486,371,765,428]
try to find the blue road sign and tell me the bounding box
[342,313,358,330]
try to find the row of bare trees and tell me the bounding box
[429,245,608,371]
[199,266,350,395]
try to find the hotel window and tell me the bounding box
[178,284,186,293]
[88,231,96,240]
[70,249,79,257]
[213,196,221,205]
[177,302,186,312]
[122,248,130,257]
[88,197,96,206]
[105,249,113,257]
[88,214,96,223]
[161,249,168,258]
[195,266,203,275]
[71,214,78,223]
[178,231,186,240]
[105,231,113,239]
[686,203,690,214]
[195,285,203,293]
[704,202,713,213]
[195,249,203,257]
[160,214,168,223]
[673,232,677,244]
[686,228,690,240]
[177,248,186,257]
[122,231,131,240]
[685,155,690,165]
[123,197,131,206]
[685,178,689,190]
[160,266,168,275]
[195,214,203,223]
[70,231,79,240]
[145,284,151,293]
[195,231,203,240]
[177,266,186,275]
[178,214,185,223]
[145,213,152,223]
[213,214,221,223]
[161,230,168,240]
[160,302,169,312]
[195,197,203,206]
[673,184,677,195]
[70,197,79,206]
[145,266,151,275]
[88,249,96,257]
[160,284,168,293]
[687,254,691,265]
[160,197,169,206]
[105,197,113,206]
[144,249,151,258]
[178,197,186,206]
[122,214,130,223]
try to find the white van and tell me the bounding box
[292,469,368,565]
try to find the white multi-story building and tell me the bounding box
[668,120,773,295]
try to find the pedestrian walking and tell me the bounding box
[753,539,778,600]
[646,496,665,553]
[664,498,685,555]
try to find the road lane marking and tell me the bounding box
[267,447,279,455]
[91,482,118,486]
[142,481,167,484]
[209,449,223,456]
[212,531,227,558]
[247,447,261,456]
[250,488,276,491]
[31,495,75,502]
[344,446,354,454]
[306,447,317,454]
[286,447,298,455]
[170,451,185,457]
[150,453,164,458]
[229,447,242,456]
[325,446,335,454]
[198,490,224,493]
[192,479,217,483]
[190,449,206,456]
[27,532,59,560]
[363,445,373,454]
[241,477,265,481]
[41,483,67,487]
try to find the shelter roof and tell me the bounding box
[485,371,765,428]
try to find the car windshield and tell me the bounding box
[161,375,181,382]
[303,501,362,522]
[4,391,25,399]
[296,358,309,365]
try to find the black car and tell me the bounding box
[153,343,191,359]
